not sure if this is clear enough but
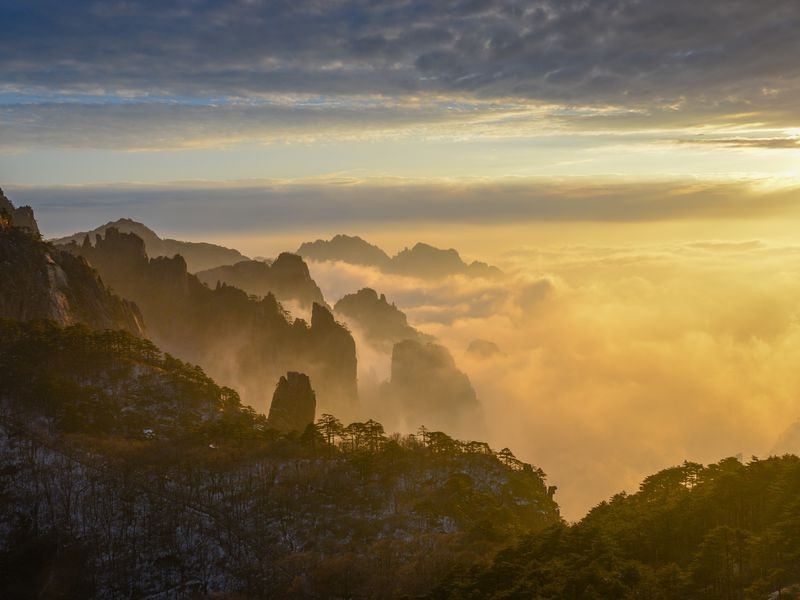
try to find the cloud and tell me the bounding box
[679,137,800,150]
[306,241,800,520]
[8,179,800,240]
[2,0,800,144]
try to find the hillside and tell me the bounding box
[433,457,800,599]
[0,320,561,599]
[52,218,247,273]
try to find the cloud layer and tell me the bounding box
[305,240,800,519]
[3,1,799,109]
[9,180,800,241]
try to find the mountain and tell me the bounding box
[297,234,503,279]
[266,371,317,433]
[383,339,484,437]
[196,253,327,308]
[434,456,800,599]
[52,218,247,272]
[65,227,358,418]
[0,319,560,598]
[297,234,391,268]
[0,197,143,335]
[0,187,39,236]
[771,420,800,455]
[466,339,505,359]
[389,242,503,279]
[334,287,428,350]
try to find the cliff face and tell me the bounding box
[0,201,143,335]
[383,339,484,436]
[67,228,358,418]
[196,253,326,308]
[267,372,316,433]
[334,287,425,351]
[52,217,247,272]
[0,187,40,237]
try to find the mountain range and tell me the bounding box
[52,218,247,273]
[298,234,503,279]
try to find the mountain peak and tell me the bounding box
[52,219,247,273]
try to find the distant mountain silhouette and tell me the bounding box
[334,287,429,351]
[466,339,505,358]
[382,339,484,437]
[196,253,327,308]
[52,218,247,273]
[298,234,391,268]
[66,227,358,418]
[771,420,800,455]
[0,196,143,335]
[389,242,503,279]
[297,234,503,279]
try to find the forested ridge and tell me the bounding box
[0,320,560,598]
[433,456,800,599]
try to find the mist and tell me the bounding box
[305,240,800,520]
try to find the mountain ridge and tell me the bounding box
[53,217,248,273]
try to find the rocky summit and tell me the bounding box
[267,371,317,433]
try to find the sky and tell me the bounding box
[3,0,800,518]
[1,0,799,193]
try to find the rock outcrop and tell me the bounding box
[66,229,358,417]
[383,339,484,436]
[0,187,40,237]
[52,217,247,272]
[266,372,317,433]
[334,287,426,350]
[196,253,326,308]
[0,197,143,335]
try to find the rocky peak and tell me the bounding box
[311,301,337,329]
[0,187,40,237]
[385,339,484,436]
[195,252,326,308]
[271,252,311,278]
[0,203,144,335]
[334,287,423,349]
[266,372,316,433]
[297,234,391,268]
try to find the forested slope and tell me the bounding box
[0,320,560,599]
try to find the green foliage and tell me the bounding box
[433,456,800,599]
